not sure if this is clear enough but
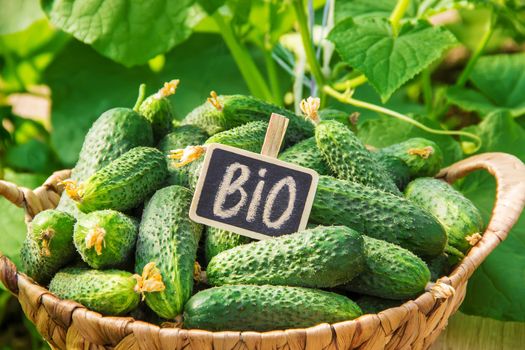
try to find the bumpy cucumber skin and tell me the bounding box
[49,268,139,315]
[375,153,411,191]
[379,138,444,178]
[315,120,400,195]
[74,210,138,269]
[356,295,404,314]
[20,210,76,284]
[186,121,272,190]
[135,185,203,320]
[183,284,362,331]
[207,226,365,288]
[181,95,313,144]
[426,253,454,281]
[205,121,268,153]
[311,176,446,257]
[342,236,431,300]
[158,125,209,187]
[319,109,353,128]
[78,147,168,213]
[56,108,153,216]
[279,137,331,175]
[139,94,174,142]
[204,227,252,264]
[405,177,484,254]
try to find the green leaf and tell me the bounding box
[457,111,525,321]
[42,0,196,66]
[45,35,249,166]
[328,18,457,102]
[447,53,525,118]
[0,0,44,35]
[0,170,47,272]
[358,114,463,165]
[198,0,226,14]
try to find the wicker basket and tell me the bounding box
[1,152,524,350]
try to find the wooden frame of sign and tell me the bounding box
[189,113,319,240]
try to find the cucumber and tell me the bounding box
[356,295,403,314]
[20,210,76,284]
[315,120,400,195]
[205,121,268,153]
[135,185,203,319]
[278,137,331,175]
[207,226,365,288]
[379,138,444,178]
[56,107,153,216]
[341,236,431,300]
[66,147,168,213]
[183,285,362,331]
[138,80,178,142]
[405,177,484,254]
[426,253,454,281]
[49,267,139,315]
[204,227,252,264]
[375,153,411,191]
[158,125,209,187]
[310,175,446,257]
[74,210,138,269]
[181,94,313,144]
[319,108,356,131]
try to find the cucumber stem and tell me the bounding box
[213,13,274,102]
[333,74,368,91]
[323,85,482,152]
[390,0,411,36]
[133,83,147,112]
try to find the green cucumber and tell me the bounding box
[158,125,209,187]
[74,210,138,269]
[319,108,356,131]
[278,137,331,175]
[138,81,178,142]
[20,210,76,284]
[315,120,400,194]
[183,285,362,331]
[310,175,446,257]
[68,147,168,213]
[56,107,154,216]
[49,267,139,315]
[135,185,203,319]
[205,120,268,153]
[405,177,484,254]
[207,226,365,288]
[181,94,313,144]
[342,236,431,300]
[426,253,454,281]
[375,153,411,191]
[379,138,444,178]
[356,295,404,314]
[204,227,252,264]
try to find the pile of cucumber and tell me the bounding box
[20,83,484,332]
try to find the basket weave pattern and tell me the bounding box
[0,152,524,350]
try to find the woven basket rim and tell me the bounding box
[1,151,524,344]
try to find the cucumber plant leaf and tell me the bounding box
[457,111,525,321]
[46,35,249,166]
[328,17,457,102]
[42,0,196,66]
[447,53,525,117]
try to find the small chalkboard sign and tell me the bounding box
[189,114,319,240]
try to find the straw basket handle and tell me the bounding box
[436,152,525,281]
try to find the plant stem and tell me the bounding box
[264,48,282,105]
[291,0,327,93]
[390,0,411,36]
[213,13,273,101]
[421,68,433,116]
[333,74,368,91]
[133,83,147,112]
[323,85,482,151]
[455,10,496,87]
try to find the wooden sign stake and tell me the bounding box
[260,113,289,158]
